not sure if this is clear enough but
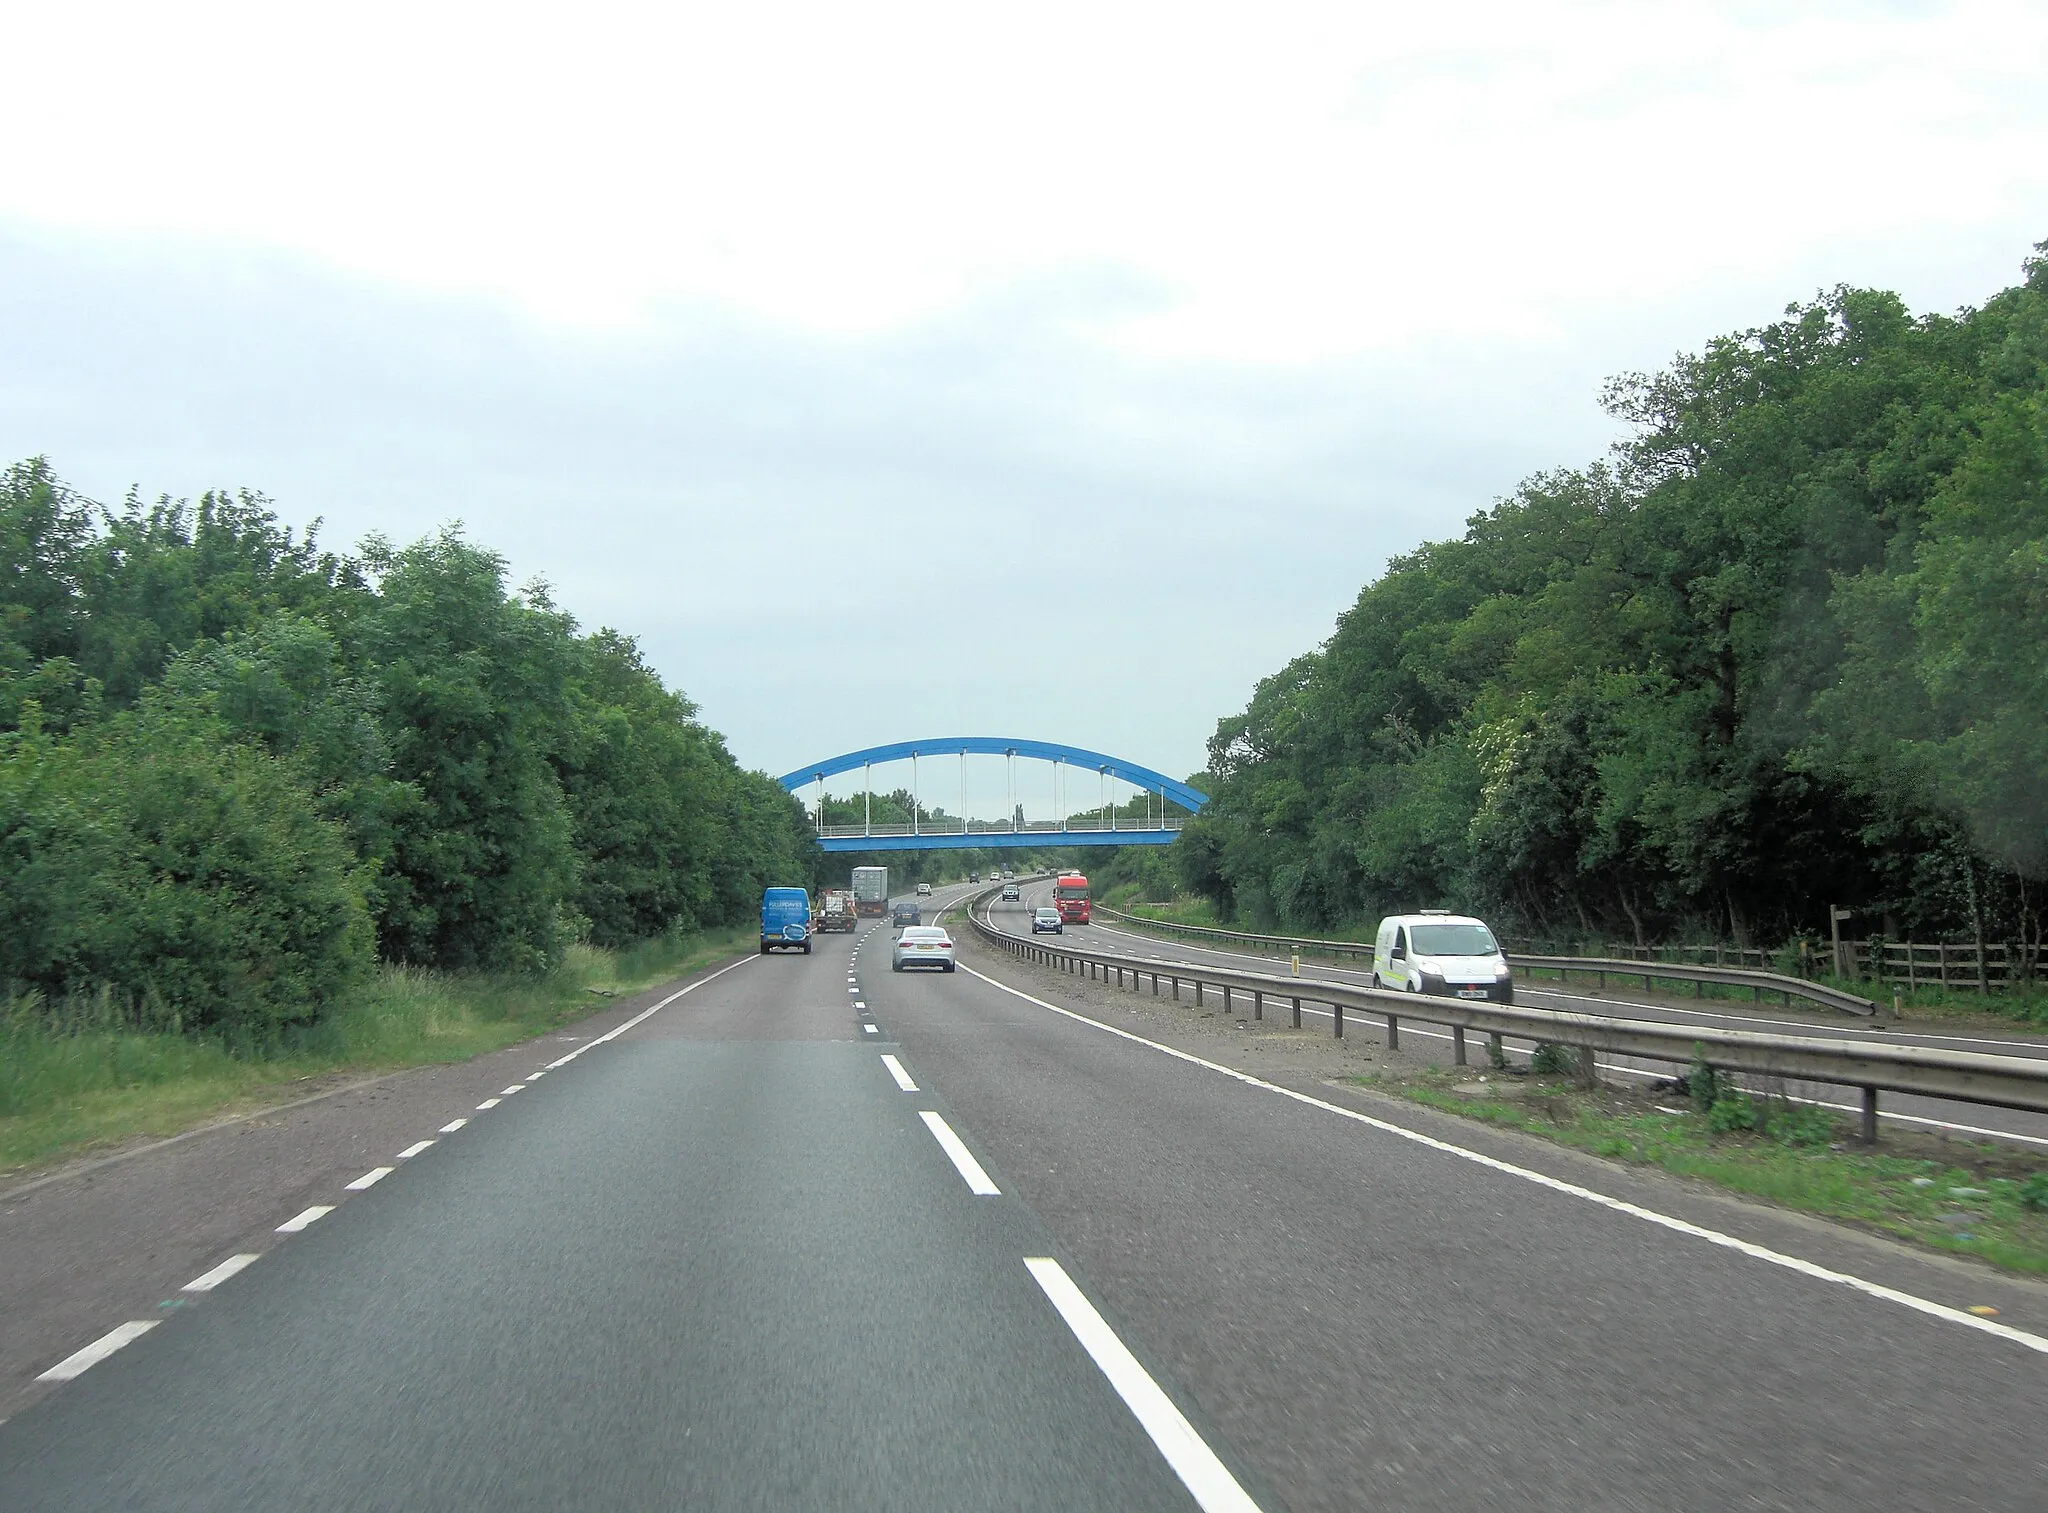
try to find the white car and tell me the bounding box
[1371,912,1513,1003]
[916,882,933,896]
[891,925,956,972]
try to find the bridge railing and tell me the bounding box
[813,817,1186,840]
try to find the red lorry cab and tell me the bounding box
[1053,873,1091,924]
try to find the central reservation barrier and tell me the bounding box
[963,892,2048,1143]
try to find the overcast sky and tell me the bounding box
[3,1,2044,803]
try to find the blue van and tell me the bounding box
[760,887,812,954]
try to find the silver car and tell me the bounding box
[891,925,956,972]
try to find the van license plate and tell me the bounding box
[1456,988,1489,999]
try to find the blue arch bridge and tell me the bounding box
[777,737,1208,852]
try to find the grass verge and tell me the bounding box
[1368,1066,2048,1277]
[0,925,753,1178]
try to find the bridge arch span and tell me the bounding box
[777,737,1207,852]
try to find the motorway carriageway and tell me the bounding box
[3,880,2045,1510]
[1029,881,2048,1151]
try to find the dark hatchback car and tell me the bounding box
[891,900,921,927]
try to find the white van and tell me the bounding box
[1372,912,1514,1004]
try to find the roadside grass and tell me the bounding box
[1371,1067,2048,1277]
[0,924,753,1177]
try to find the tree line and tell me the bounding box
[0,468,817,1040]
[1177,245,2048,958]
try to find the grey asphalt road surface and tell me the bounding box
[907,885,2048,1510]
[0,898,1227,1512]
[1023,881,2048,1148]
[10,872,2045,1512]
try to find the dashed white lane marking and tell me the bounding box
[500,1085,525,1096]
[344,1167,393,1191]
[863,1024,879,1035]
[476,1097,501,1110]
[848,987,860,994]
[543,953,761,1071]
[1027,1257,1263,1513]
[439,1118,468,1133]
[526,1071,545,1080]
[854,1000,866,1009]
[882,1054,919,1091]
[181,1253,261,1292]
[920,1111,1001,1194]
[275,1206,333,1233]
[36,1321,160,1382]
[396,1140,435,1159]
[959,963,2048,1358]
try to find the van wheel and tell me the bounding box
[802,942,811,954]
[759,943,770,954]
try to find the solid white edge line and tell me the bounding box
[1026,1257,1263,1513]
[344,1166,393,1190]
[275,1205,333,1233]
[396,1140,435,1159]
[957,962,2048,1357]
[1089,919,2048,1059]
[439,1118,468,1133]
[919,1110,1001,1194]
[542,954,762,1070]
[35,1321,160,1382]
[881,1053,919,1091]
[1088,932,2048,1147]
[181,1253,261,1292]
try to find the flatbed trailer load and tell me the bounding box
[817,888,858,932]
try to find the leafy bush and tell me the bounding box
[0,710,373,1040]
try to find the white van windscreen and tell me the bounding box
[1409,923,1498,956]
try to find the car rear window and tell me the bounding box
[901,927,949,941]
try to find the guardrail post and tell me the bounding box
[1152,972,1160,996]
[1196,981,1205,1008]
[1223,986,1233,1016]
[1333,1000,1343,1038]
[1452,1026,1467,1065]
[1577,1046,1597,1089]
[1487,1031,1503,1066]
[1172,977,1180,1001]
[1291,996,1302,1028]
[1386,1014,1399,1050]
[1253,990,1263,1021]
[1859,1087,1879,1145]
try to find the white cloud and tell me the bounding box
[5,1,2042,354]
[1,1,2043,778]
